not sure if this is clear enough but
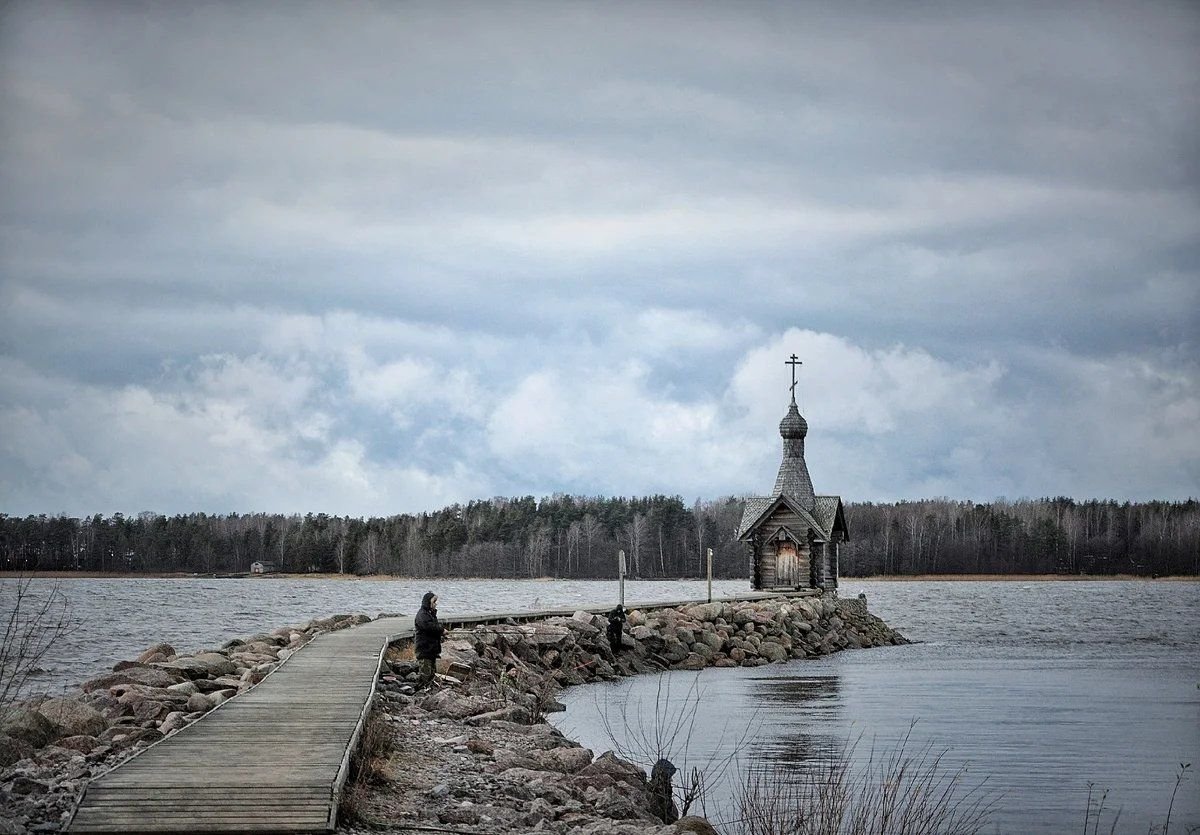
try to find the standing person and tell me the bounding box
[414,591,444,688]
[606,604,627,654]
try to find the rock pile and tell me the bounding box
[353,593,907,834]
[442,593,907,691]
[1,594,907,835]
[0,612,372,834]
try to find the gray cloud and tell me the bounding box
[1,1,1197,514]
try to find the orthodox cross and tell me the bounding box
[786,354,802,397]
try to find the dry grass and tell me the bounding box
[338,707,396,823]
[731,726,998,835]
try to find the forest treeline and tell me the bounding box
[1,496,1197,578]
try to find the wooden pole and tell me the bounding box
[706,548,713,603]
[618,549,626,608]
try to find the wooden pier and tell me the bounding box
[66,592,810,833]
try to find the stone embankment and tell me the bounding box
[0,613,372,834]
[0,594,906,834]
[350,594,907,834]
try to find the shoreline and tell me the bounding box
[3,570,1195,581]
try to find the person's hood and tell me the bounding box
[421,591,436,610]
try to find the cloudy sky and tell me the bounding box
[1,2,1197,517]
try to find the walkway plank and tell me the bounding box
[66,617,408,834]
[67,591,814,833]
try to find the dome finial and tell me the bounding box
[786,353,802,403]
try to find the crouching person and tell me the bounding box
[415,591,445,688]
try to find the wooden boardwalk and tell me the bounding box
[67,591,812,833]
[66,617,410,833]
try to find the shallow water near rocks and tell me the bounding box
[549,580,1200,834]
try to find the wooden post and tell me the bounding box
[618,549,626,608]
[706,548,713,603]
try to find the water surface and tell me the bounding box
[551,580,1200,834]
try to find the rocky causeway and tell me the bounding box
[0,594,906,834]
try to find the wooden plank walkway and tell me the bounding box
[67,591,815,833]
[67,617,410,834]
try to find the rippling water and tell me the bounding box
[4,577,1197,833]
[551,580,1200,834]
[0,576,749,694]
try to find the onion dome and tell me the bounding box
[779,397,808,440]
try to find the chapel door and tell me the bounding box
[776,541,797,587]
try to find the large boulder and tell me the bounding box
[696,630,724,653]
[0,707,55,748]
[193,652,238,676]
[57,734,99,753]
[519,623,574,649]
[675,652,707,670]
[525,746,594,774]
[676,816,721,835]
[419,689,495,719]
[83,666,183,691]
[661,639,689,664]
[759,641,789,663]
[137,643,175,663]
[0,733,34,766]
[37,697,107,738]
[683,603,723,622]
[185,693,214,713]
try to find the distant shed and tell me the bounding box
[250,561,279,574]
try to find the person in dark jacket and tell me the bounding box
[414,591,445,688]
[606,604,627,654]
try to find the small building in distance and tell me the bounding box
[250,560,279,574]
[737,364,848,591]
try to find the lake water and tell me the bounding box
[4,577,1198,833]
[550,580,1200,834]
[1,576,750,695]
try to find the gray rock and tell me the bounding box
[192,652,237,677]
[9,776,48,795]
[113,684,189,707]
[524,797,555,825]
[159,712,189,735]
[682,603,723,622]
[419,690,494,720]
[429,782,450,798]
[150,658,208,679]
[661,640,689,663]
[758,643,787,662]
[56,734,99,754]
[0,708,56,748]
[675,653,706,671]
[439,807,481,826]
[185,693,213,713]
[137,643,175,663]
[83,667,182,691]
[37,698,107,738]
[525,746,594,774]
[519,623,574,649]
[464,705,529,726]
[676,816,720,835]
[0,732,34,766]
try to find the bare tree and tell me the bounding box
[358,531,382,576]
[597,673,756,821]
[624,514,648,577]
[1,576,75,717]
